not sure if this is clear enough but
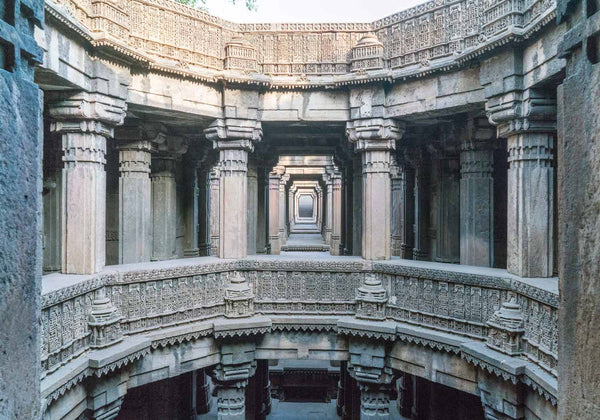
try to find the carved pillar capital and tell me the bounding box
[204,118,263,150]
[486,88,557,138]
[346,118,404,148]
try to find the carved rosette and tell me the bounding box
[224,272,255,318]
[351,34,385,72]
[486,294,525,356]
[356,274,388,321]
[88,288,123,349]
[225,36,259,73]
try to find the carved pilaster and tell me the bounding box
[205,118,262,258]
[347,118,404,260]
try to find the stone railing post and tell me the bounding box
[346,118,404,260]
[460,117,496,267]
[487,88,556,277]
[48,91,126,274]
[151,137,187,261]
[204,118,262,259]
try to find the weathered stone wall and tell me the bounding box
[557,0,600,417]
[0,0,44,417]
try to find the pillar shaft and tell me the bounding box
[268,173,281,254]
[331,175,343,255]
[151,156,177,261]
[247,164,258,255]
[413,160,430,261]
[325,180,333,243]
[218,148,249,258]
[361,149,392,260]
[278,178,288,245]
[390,160,403,257]
[183,159,200,257]
[507,133,554,277]
[359,384,392,419]
[353,158,363,256]
[209,166,220,256]
[194,369,211,415]
[118,141,152,264]
[256,167,269,253]
[461,142,495,267]
[56,123,109,274]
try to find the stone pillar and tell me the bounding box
[256,359,271,418]
[198,168,210,256]
[324,175,333,244]
[398,163,415,260]
[256,166,269,253]
[43,136,63,273]
[347,339,394,420]
[487,89,556,277]
[210,342,257,420]
[316,187,323,231]
[390,157,403,257]
[346,118,403,260]
[460,119,495,267]
[412,150,430,261]
[183,156,201,257]
[268,171,281,254]
[50,107,124,274]
[330,173,343,255]
[343,165,354,255]
[279,174,289,245]
[337,361,348,416]
[204,118,262,259]
[434,153,461,263]
[247,163,258,255]
[151,138,187,261]
[209,165,220,257]
[193,369,211,415]
[352,157,363,256]
[288,185,295,232]
[117,140,153,264]
[397,372,414,418]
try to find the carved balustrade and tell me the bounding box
[41,257,558,383]
[47,0,557,84]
